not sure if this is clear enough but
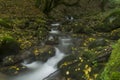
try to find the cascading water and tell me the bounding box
[12,48,65,80]
[11,23,73,80]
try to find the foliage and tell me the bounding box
[35,0,61,14]
[100,39,120,80]
[0,18,12,29]
[109,0,120,8]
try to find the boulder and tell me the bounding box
[0,64,28,76]
[33,45,55,62]
[88,38,108,49]
[110,28,120,40]
[94,10,120,32]
[57,50,99,80]
[0,36,20,61]
[1,50,35,66]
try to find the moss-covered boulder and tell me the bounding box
[0,64,28,76]
[94,10,120,32]
[58,49,100,80]
[110,28,120,40]
[0,36,20,61]
[100,39,120,80]
[88,38,108,49]
[33,45,55,62]
[36,26,49,41]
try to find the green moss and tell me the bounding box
[58,49,99,80]
[94,10,120,32]
[0,18,12,29]
[0,35,20,60]
[100,39,120,80]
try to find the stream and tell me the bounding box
[11,23,73,80]
[12,48,65,80]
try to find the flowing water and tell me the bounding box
[12,48,65,80]
[11,23,73,80]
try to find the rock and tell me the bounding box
[0,36,20,61]
[94,10,120,32]
[57,50,99,80]
[1,50,35,66]
[2,55,16,66]
[45,40,59,45]
[88,38,108,49]
[95,46,112,63]
[110,28,120,40]
[33,45,55,62]
[0,64,28,76]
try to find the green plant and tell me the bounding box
[100,39,120,80]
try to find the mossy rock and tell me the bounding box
[58,50,100,80]
[100,39,120,80]
[0,64,28,76]
[110,28,120,40]
[88,38,108,49]
[36,26,49,41]
[33,45,55,62]
[0,36,20,61]
[94,10,120,32]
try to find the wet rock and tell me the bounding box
[1,50,35,66]
[88,38,108,49]
[0,36,20,61]
[0,64,28,76]
[57,50,99,80]
[33,45,55,62]
[45,40,59,45]
[2,55,17,66]
[95,46,112,63]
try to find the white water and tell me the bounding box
[51,23,60,27]
[13,48,65,80]
[49,28,60,34]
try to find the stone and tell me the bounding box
[110,28,120,40]
[33,45,55,62]
[94,10,120,32]
[0,36,20,61]
[88,38,108,49]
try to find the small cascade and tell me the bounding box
[49,28,60,35]
[51,23,60,27]
[11,21,73,80]
[12,48,65,80]
[58,36,73,53]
